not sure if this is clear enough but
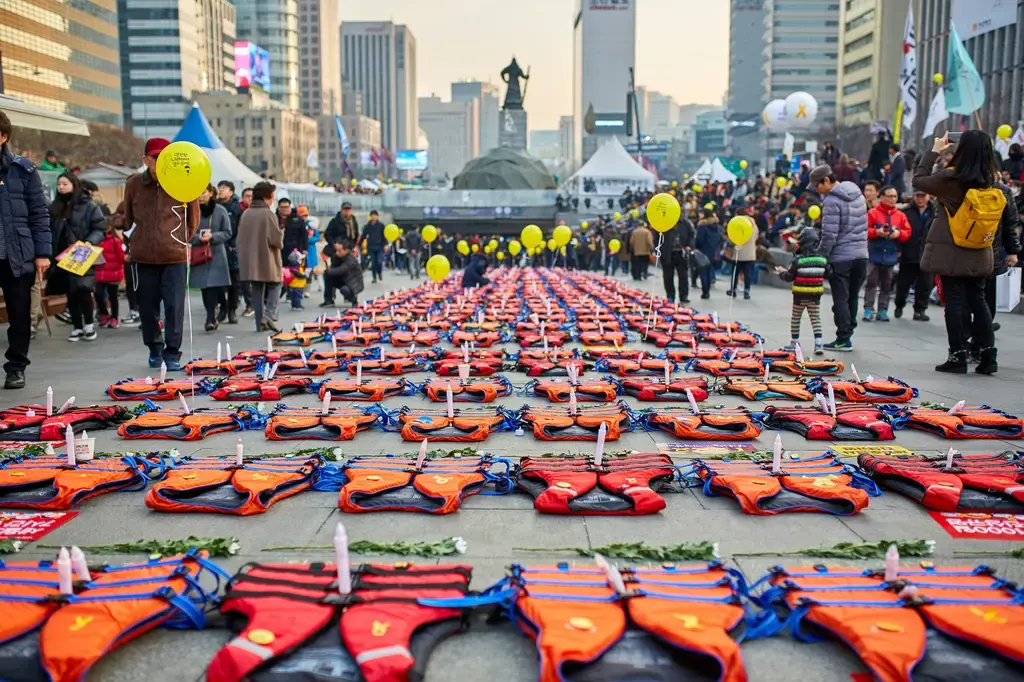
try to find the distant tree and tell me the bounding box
[9,124,144,169]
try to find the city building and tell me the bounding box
[194,89,318,182]
[762,0,840,155]
[529,129,562,166]
[572,0,637,165]
[298,0,341,117]
[915,1,1024,140]
[117,0,236,139]
[647,91,678,129]
[341,21,417,156]
[234,0,300,110]
[558,115,575,170]
[835,0,909,127]
[317,112,381,183]
[727,0,766,168]
[418,95,476,182]
[451,80,501,155]
[1,0,122,125]
[691,109,728,156]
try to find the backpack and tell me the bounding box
[947,187,1005,248]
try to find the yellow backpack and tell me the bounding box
[947,187,1005,249]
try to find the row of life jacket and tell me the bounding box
[642,406,762,440]
[889,404,1024,439]
[687,358,845,377]
[119,404,264,441]
[0,452,163,510]
[760,404,895,440]
[0,404,130,442]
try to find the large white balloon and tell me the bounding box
[784,91,818,128]
[762,99,788,132]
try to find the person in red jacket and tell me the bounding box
[94,219,127,328]
[863,185,911,321]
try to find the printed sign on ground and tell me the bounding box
[0,511,79,541]
[928,511,1024,540]
[657,443,756,456]
[829,445,913,457]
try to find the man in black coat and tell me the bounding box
[0,111,51,389]
[894,190,933,321]
[324,202,360,247]
[867,131,891,181]
[324,240,364,306]
[217,180,244,322]
[661,216,695,303]
[361,210,386,283]
[276,198,307,265]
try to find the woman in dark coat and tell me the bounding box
[47,172,104,341]
[462,252,490,288]
[190,185,233,331]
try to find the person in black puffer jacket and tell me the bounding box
[324,240,364,306]
[47,172,105,342]
[462,252,490,288]
[895,190,934,321]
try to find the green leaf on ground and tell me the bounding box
[38,536,240,558]
[262,537,468,557]
[514,541,718,561]
[734,539,935,559]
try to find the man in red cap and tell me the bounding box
[122,138,199,370]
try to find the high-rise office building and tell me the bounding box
[1,0,122,125]
[558,115,575,170]
[835,0,909,127]
[298,0,341,117]
[118,0,236,139]
[451,80,501,156]
[727,0,766,166]
[341,21,417,155]
[234,0,300,110]
[572,0,636,164]
[418,95,476,181]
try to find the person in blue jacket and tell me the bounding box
[694,208,723,300]
[0,111,51,389]
[462,252,490,288]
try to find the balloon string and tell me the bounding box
[643,233,665,340]
[170,202,196,409]
[725,250,739,340]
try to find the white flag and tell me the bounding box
[1011,124,1024,147]
[900,6,918,127]
[922,89,948,139]
[782,132,795,159]
[306,148,318,169]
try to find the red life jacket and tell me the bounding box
[689,358,766,377]
[206,376,312,401]
[761,404,895,440]
[764,563,1024,682]
[518,452,676,514]
[519,403,633,441]
[434,358,505,377]
[693,452,876,515]
[516,331,570,348]
[643,329,699,347]
[308,348,370,362]
[318,378,414,401]
[528,378,620,402]
[769,360,845,377]
[388,330,442,346]
[381,347,443,362]
[106,379,201,401]
[389,407,508,442]
[645,407,761,440]
[270,330,327,346]
[895,405,1024,439]
[273,359,341,376]
[663,348,725,362]
[266,407,378,441]
[808,377,917,403]
[508,562,750,682]
[207,563,475,682]
[858,451,1024,511]
[517,357,588,377]
[700,332,760,347]
[449,330,503,347]
[420,377,513,403]
[0,454,156,509]
[693,321,743,332]
[347,358,423,375]
[330,331,383,346]
[723,378,814,401]
[577,331,629,347]
[146,453,324,515]
[439,348,506,362]
[0,404,130,442]
[339,453,511,513]
[733,349,797,361]
[597,357,677,377]
[235,349,302,363]
[620,376,710,402]
[184,359,259,376]
[582,348,645,361]
[119,406,258,441]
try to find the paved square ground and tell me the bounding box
[5,268,1024,682]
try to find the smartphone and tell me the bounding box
[947,132,963,143]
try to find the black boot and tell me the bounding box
[935,349,967,374]
[975,347,998,375]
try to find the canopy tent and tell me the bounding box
[0,94,89,136]
[173,103,262,190]
[689,157,738,184]
[566,137,654,196]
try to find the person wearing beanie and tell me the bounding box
[39,149,65,173]
[776,227,830,354]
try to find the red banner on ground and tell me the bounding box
[0,511,79,541]
[928,511,1024,539]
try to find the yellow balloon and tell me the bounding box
[998,124,1013,139]
[553,224,572,247]
[425,254,451,282]
[808,205,821,220]
[704,202,716,211]
[671,180,678,188]
[580,221,589,230]
[691,184,702,193]
[683,173,690,179]
[508,240,522,256]
[608,238,621,254]
[457,240,470,256]
[496,251,505,260]
[630,208,640,218]
[646,193,682,233]
[613,212,622,221]
[471,244,480,253]
[526,247,534,256]
[384,224,400,242]
[559,246,567,256]
[740,160,748,169]
[933,72,944,84]
[775,176,787,189]
[351,178,358,186]
[727,216,754,246]
[547,238,557,251]
[487,239,498,251]
[154,141,212,204]
[421,224,438,243]
[521,224,543,249]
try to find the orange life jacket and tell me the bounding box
[330,331,383,346]
[769,360,845,377]
[700,332,760,347]
[763,563,1024,682]
[0,404,131,442]
[528,378,620,403]
[434,358,505,377]
[516,331,571,348]
[381,347,443,362]
[272,359,340,376]
[106,379,200,401]
[207,563,474,682]
[761,404,895,440]
[621,376,710,402]
[235,349,303,363]
[692,452,877,515]
[0,552,225,682]
[519,403,633,441]
[582,347,643,361]
[206,375,312,401]
[645,407,761,440]
[339,453,511,513]
[517,357,588,378]
[308,348,371,362]
[508,562,750,682]
[894,405,1024,439]
[688,358,766,377]
[318,378,414,401]
[723,378,814,401]
[347,357,423,375]
[692,321,744,332]
[518,452,676,514]
[420,377,513,403]
[858,451,1024,511]
[0,454,157,509]
[270,330,327,346]
[577,331,629,346]
[663,348,725,362]
[734,349,797,361]
[118,406,258,441]
[184,359,259,376]
[388,407,509,442]
[643,329,699,347]
[449,330,504,347]
[597,357,677,377]
[266,407,378,440]
[388,330,442,346]
[807,377,917,403]
[439,348,506,361]
[146,453,324,515]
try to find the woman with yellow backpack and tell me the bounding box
[914,130,1021,375]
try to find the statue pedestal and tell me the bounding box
[499,108,527,150]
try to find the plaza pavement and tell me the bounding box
[6,268,1024,682]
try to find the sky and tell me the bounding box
[338,0,730,131]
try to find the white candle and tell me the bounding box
[772,434,782,473]
[594,422,607,467]
[70,546,91,582]
[945,446,956,469]
[267,336,273,353]
[446,383,455,418]
[235,438,243,466]
[332,336,338,357]
[764,360,770,381]
[794,342,804,364]
[667,321,674,336]
[65,425,75,466]
[827,383,837,416]
[46,386,53,416]
[417,438,428,469]
[569,387,578,415]
[664,360,672,385]
[539,321,546,338]
[322,391,332,416]
[57,547,74,595]
[685,388,700,415]
[712,311,719,326]
[542,336,548,353]
[355,360,362,384]
[758,339,764,358]
[179,393,191,415]
[598,319,604,335]
[816,394,829,413]
[335,523,352,595]
[216,342,222,364]
[463,343,470,363]
[612,338,620,351]
[689,336,697,351]
[269,362,279,379]
[851,364,861,383]
[884,543,899,582]
[57,397,75,414]
[948,400,965,416]
[594,553,626,595]
[299,348,308,367]
[409,343,416,356]
[226,343,231,360]
[865,374,874,383]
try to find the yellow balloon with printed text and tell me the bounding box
[646,193,681,233]
[425,255,450,282]
[727,216,754,246]
[155,141,212,204]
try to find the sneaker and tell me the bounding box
[814,340,824,355]
[743,291,751,300]
[700,293,710,299]
[164,359,183,372]
[121,311,140,325]
[97,315,110,327]
[876,311,889,322]
[82,326,97,341]
[992,322,1001,332]
[680,299,691,304]
[319,301,335,308]
[894,307,904,319]
[56,311,72,325]
[148,355,162,369]
[823,339,853,352]
[242,307,255,318]
[107,318,119,329]
[68,329,84,342]
[912,311,930,322]
[862,309,874,321]
[291,305,305,311]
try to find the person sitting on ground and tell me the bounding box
[462,251,490,288]
[324,240,364,307]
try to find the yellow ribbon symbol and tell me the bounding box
[371,620,391,636]
[796,103,808,118]
[813,476,837,488]
[433,476,450,485]
[673,614,705,631]
[70,616,93,632]
[251,473,270,481]
[969,607,1007,624]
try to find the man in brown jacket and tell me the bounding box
[122,138,199,370]
[629,223,654,280]
[236,182,283,332]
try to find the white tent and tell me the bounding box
[566,137,655,196]
[0,94,89,136]
[172,103,262,190]
[689,158,738,184]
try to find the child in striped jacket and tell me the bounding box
[776,228,830,355]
